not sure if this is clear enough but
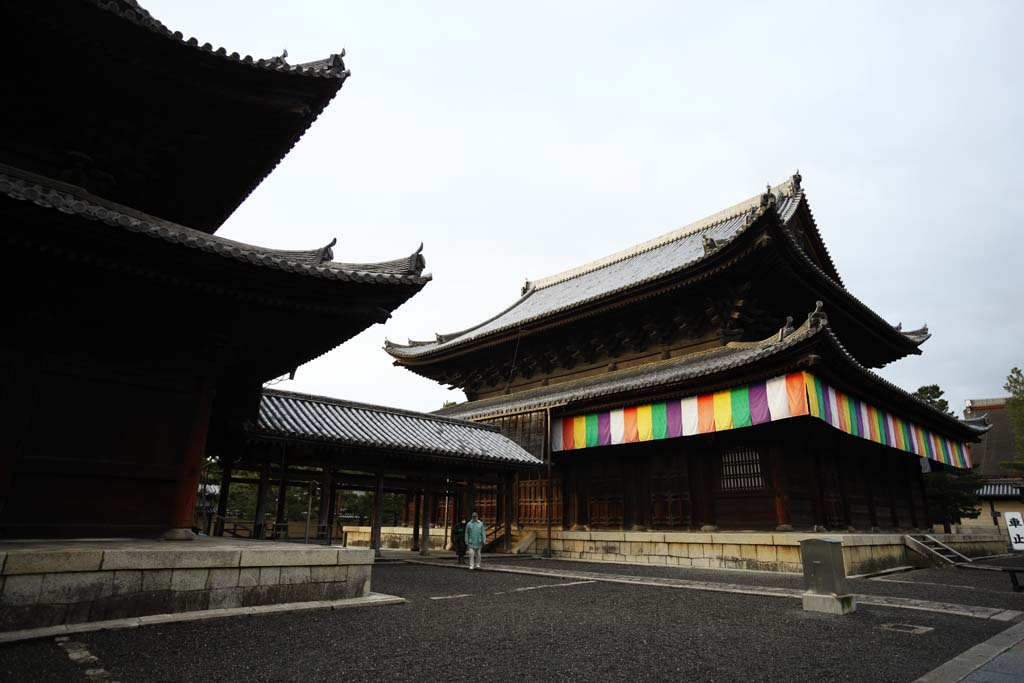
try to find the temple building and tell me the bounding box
[961,398,1023,530]
[0,1,436,540]
[387,174,987,534]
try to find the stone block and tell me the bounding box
[1,574,43,606]
[776,546,801,565]
[238,568,259,587]
[206,569,240,589]
[113,571,142,596]
[3,550,104,575]
[722,544,741,559]
[311,566,348,583]
[348,566,371,596]
[624,532,664,542]
[141,570,172,592]
[711,532,774,545]
[101,548,241,571]
[208,587,244,610]
[280,567,311,585]
[802,592,856,615]
[667,543,690,558]
[240,548,338,568]
[755,545,777,563]
[655,543,669,556]
[39,572,113,604]
[677,558,692,567]
[663,532,711,544]
[689,544,705,559]
[259,568,281,586]
[691,558,710,568]
[170,589,209,613]
[170,569,209,592]
[740,545,758,561]
[590,531,626,542]
[703,544,720,559]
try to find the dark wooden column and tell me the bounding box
[253,460,271,539]
[166,377,215,540]
[693,441,717,531]
[371,472,384,557]
[411,491,422,552]
[318,468,332,529]
[576,460,590,529]
[903,455,919,529]
[769,445,792,531]
[214,459,232,536]
[326,480,338,545]
[809,447,827,530]
[419,486,432,556]
[503,473,514,553]
[274,457,289,535]
[917,460,931,530]
[860,450,879,530]
[561,468,572,530]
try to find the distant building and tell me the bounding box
[389,174,985,532]
[961,398,1023,530]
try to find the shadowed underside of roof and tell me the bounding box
[0,164,431,286]
[255,389,541,465]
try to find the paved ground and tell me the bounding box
[1,558,1021,683]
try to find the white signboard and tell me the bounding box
[1006,512,1024,551]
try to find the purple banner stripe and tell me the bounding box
[749,382,771,424]
[666,400,682,438]
[598,412,611,446]
[820,379,833,426]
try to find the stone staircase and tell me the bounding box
[905,534,972,566]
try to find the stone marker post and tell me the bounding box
[800,538,856,615]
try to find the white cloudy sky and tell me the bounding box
[147,1,1021,414]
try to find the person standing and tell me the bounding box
[451,517,467,564]
[465,511,485,570]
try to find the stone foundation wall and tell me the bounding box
[530,531,1006,575]
[0,541,372,632]
[342,526,448,551]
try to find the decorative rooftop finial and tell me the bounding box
[782,315,795,337]
[316,237,337,264]
[808,301,827,328]
[703,235,720,255]
[281,48,289,60]
[792,169,802,192]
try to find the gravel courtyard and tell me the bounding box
[1,559,1020,682]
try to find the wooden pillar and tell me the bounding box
[253,461,271,539]
[411,491,422,552]
[372,473,384,557]
[902,454,919,529]
[419,486,432,556]
[503,474,514,553]
[165,378,215,540]
[917,460,931,530]
[561,468,572,531]
[576,460,590,529]
[694,442,716,531]
[214,460,232,536]
[834,439,853,529]
[770,445,792,531]
[275,463,289,533]
[326,480,338,545]
[809,447,827,530]
[860,450,879,530]
[318,469,332,528]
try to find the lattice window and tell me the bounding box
[719,447,764,491]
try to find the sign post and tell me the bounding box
[1005,512,1024,551]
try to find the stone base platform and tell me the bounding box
[530,530,1006,574]
[0,537,373,632]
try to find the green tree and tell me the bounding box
[912,384,954,417]
[1002,366,1024,471]
[925,467,984,533]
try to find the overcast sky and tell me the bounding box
[147,1,1021,415]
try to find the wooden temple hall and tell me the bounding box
[0,1,540,542]
[388,174,987,533]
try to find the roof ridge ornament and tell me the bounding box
[316,237,337,264]
[808,300,827,328]
[792,169,802,193]
[702,235,720,255]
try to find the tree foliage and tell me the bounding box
[912,384,954,417]
[925,467,984,533]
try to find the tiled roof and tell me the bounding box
[964,400,1022,478]
[255,389,542,466]
[0,165,431,287]
[436,305,986,444]
[92,1,350,81]
[977,483,1022,499]
[386,173,925,361]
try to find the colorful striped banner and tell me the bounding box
[551,372,972,468]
